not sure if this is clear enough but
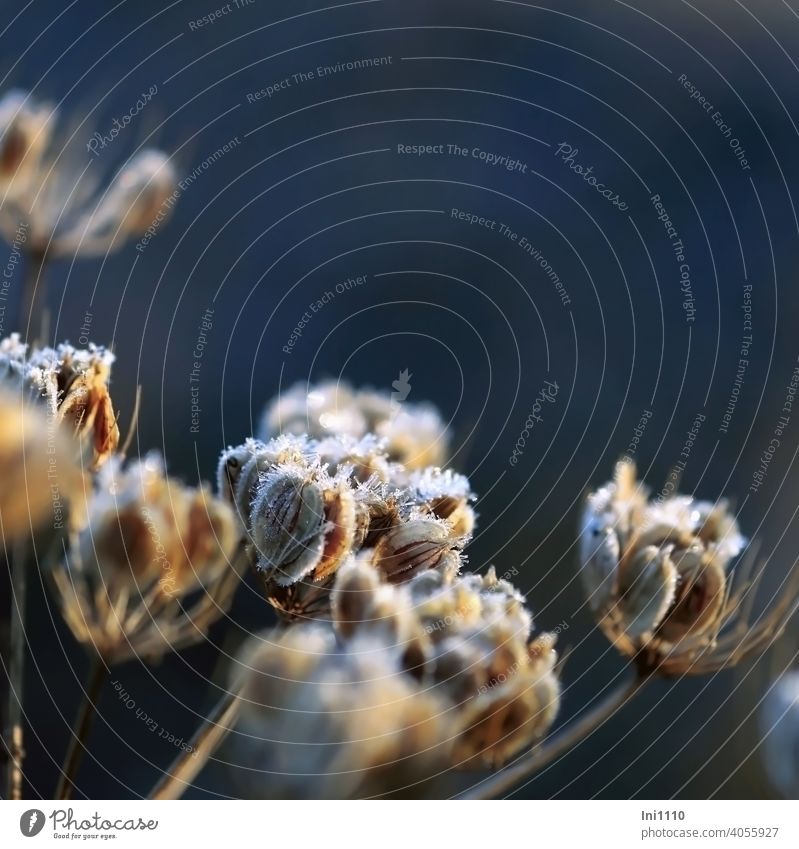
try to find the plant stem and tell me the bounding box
[6,540,28,800]
[4,249,49,798]
[56,656,108,800]
[149,688,241,800]
[458,674,647,800]
[19,249,47,344]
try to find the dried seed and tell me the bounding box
[371,517,460,583]
[250,466,326,586]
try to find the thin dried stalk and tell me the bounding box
[149,687,241,800]
[4,245,49,797]
[118,385,142,458]
[6,540,28,799]
[55,656,108,800]
[458,674,645,800]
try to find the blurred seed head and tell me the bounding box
[232,556,559,796]
[0,89,176,257]
[86,149,177,240]
[0,90,53,187]
[259,380,450,469]
[760,669,799,798]
[0,389,85,541]
[260,381,363,440]
[51,452,241,664]
[333,558,560,769]
[233,624,454,799]
[315,433,398,483]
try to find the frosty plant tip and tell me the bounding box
[580,460,796,678]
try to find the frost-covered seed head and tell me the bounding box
[580,460,752,676]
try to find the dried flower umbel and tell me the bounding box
[232,625,453,799]
[218,430,468,620]
[343,560,561,768]
[1,334,120,469]
[580,460,794,677]
[51,453,241,665]
[0,90,177,259]
[228,558,559,798]
[259,380,450,469]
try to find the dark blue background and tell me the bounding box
[3,0,799,799]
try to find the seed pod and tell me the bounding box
[579,517,621,615]
[351,498,373,549]
[27,343,119,469]
[693,500,746,566]
[90,496,165,588]
[371,516,462,583]
[617,545,677,640]
[404,467,476,536]
[181,487,241,590]
[0,90,53,183]
[656,546,725,643]
[332,555,383,639]
[456,667,559,768]
[251,466,327,586]
[316,433,395,483]
[333,557,432,677]
[314,483,357,581]
[217,435,312,526]
[217,439,263,506]
[266,576,337,623]
[428,634,486,701]
[428,496,474,537]
[105,150,178,237]
[358,491,402,547]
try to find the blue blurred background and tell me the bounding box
[3,0,799,799]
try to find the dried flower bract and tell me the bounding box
[580,460,797,676]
